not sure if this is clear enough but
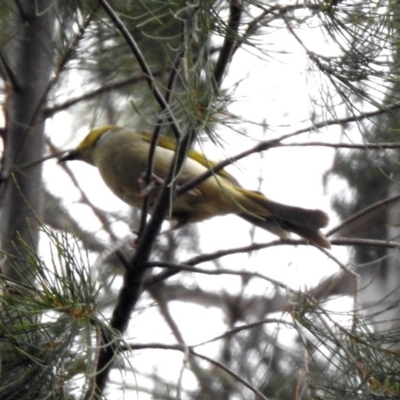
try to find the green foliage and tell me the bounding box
[0,227,112,399]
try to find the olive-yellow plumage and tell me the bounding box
[60,125,330,248]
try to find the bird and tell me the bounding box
[59,125,330,248]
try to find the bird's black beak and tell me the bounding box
[58,150,78,163]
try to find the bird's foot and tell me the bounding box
[137,172,165,197]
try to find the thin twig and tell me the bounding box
[44,71,163,117]
[138,40,185,238]
[213,0,243,87]
[146,260,305,291]
[327,193,400,236]
[148,285,189,400]
[190,349,270,400]
[270,142,400,149]
[319,248,360,332]
[193,318,293,348]
[120,343,270,400]
[144,237,399,288]
[12,9,97,166]
[177,104,400,198]
[97,0,182,139]
[232,4,307,57]
[0,49,18,90]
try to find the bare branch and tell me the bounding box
[177,104,400,198]
[138,43,185,237]
[97,0,182,139]
[213,0,243,87]
[327,194,400,236]
[191,349,270,400]
[44,72,163,117]
[120,343,270,400]
[192,318,293,348]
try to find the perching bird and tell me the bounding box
[59,125,330,248]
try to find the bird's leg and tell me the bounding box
[137,172,165,197]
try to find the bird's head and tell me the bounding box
[59,125,120,165]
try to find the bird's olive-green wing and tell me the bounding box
[136,131,240,186]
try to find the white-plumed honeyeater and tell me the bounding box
[59,125,330,248]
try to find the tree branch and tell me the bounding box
[138,42,185,237]
[44,71,163,117]
[177,103,400,198]
[327,193,400,236]
[213,0,243,87]
[97,0,182,139]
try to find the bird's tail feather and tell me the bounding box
[235,188,330,248]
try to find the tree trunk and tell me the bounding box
[0,0,55,282]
